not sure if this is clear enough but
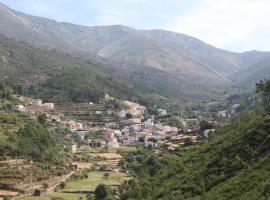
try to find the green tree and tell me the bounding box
[138,137,145,143]
[168,116,183,128]
[95,184,114,200]
[38,113,47,125]
[256,78,270,114]
[199,120,214,131]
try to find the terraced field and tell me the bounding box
[62,171,130,193]
[55,102,123,126]
[22,172,132,200]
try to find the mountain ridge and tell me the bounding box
[1,1,270,83]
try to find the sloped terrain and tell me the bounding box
[231,56,270,88]
[121,107,270,200]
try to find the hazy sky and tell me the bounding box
[2,0,270,52]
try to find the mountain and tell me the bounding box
[0,34,220,109]
[231,54,270,88]
[0,1,269,84]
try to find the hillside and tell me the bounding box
[120,106,270,200]
[0,1,270,84]
[0,35,145,103]
[0,34,223,107]
[231,56,270,89]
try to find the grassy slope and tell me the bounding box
[122,107,270,200]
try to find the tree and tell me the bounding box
[38,113,47,125]
[104,173,110,179]
[168,116,183,128]
[138,137,145,143]
[165,136,171,141]
[42,182,49,189]
[95,184,114,200]
[148,138,157,143]
[184,137,193,146]
[15,122,58,161]
[256,79,270,114]
[199,120,213,131]
[125,113,132,119]
[60,181,66,189]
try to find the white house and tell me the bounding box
[16,105,26,112]
[218,110,230,118]
[144,119,154,129]
[35,99,43,106]
[158,109,167,116]
[114,130,122,137]
[128,118,142,124]
[64,144,77,153]
[75,129,87,140]
[107,139,120,148]
[43,103,54,110]
[79,145,90,152]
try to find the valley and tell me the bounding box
[0,80,254,199]
[0,1,270,200]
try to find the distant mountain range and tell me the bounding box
[0,1,269,102]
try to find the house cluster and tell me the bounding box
[71,100,186,150]
[14,95,55,115]
[218,103,241,118]
[106,101,185,148]
[68,100,205,151]
[14,95,204,152]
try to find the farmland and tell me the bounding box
[62,171,130,193]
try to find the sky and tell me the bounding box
[1,0,270,52]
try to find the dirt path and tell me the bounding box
[12,171,75,199]
[46,171,75,193]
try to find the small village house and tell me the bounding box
[43,103,54,110]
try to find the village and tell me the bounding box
[0,93,243,200]
[13,94,204,154]
[13,93,243,154]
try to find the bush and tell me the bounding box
[60,181,66,189]
[104,173,110,179]
[42,182,49,189]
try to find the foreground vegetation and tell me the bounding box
[119,105,270,200]
[117,79,270,200]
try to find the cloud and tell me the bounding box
[166,0,270,52]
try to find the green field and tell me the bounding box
[46,192,87,200]
[19,171,130,200]
[21,196,49,200]
[20,192,87,200]
[62,171,130,192]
